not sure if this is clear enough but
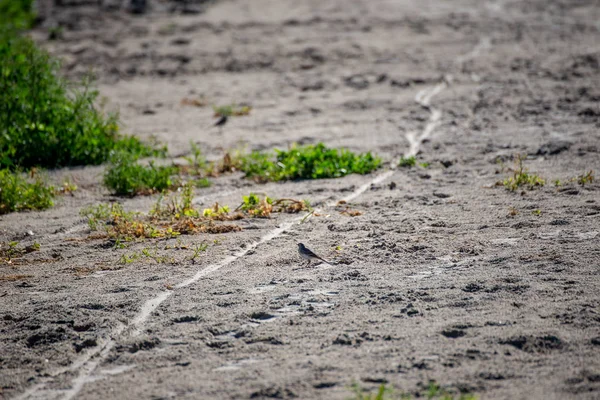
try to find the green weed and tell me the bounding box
[0,35,162,170]
[577,170,594,186]
[240,143,381,182]
[103,152,179,196]
[398,156,416,168]
[0,0,35,32]
[141,246,173,264]
[350,383,392,400]
[348,382,476,400]
[119,251,140,264]
[501,155,545,191]
[189,242,208,262]
[182,142,206,176]
[212,104,251,117]
[194,178,211,188]
[1,240,40,263]
[0,169,54,214]
[203,204,230,218]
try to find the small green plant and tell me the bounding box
[104,152,179,196]
[532,209,542,216]
[240,193,273,217]
[577,170,594,186]
[141,246,173,264]
[501,155,545,191]
[419,162,430,168]
[347,381,476,400]
[424,382,476,400]
[1,240,40,263]
[194,178,211,188]
[553,179,562,187]
[350,383,391,400]
[212,104,252,117]
[182,142,206,175]
[240,143,381,182]
[203,204,230,218]
[398,156,416,168]
[151,182,200,219]
[119,251,140,264]
[80,203,112,230]
[189,242,208,262]
[0,0,35,32]
[0,169,55,214]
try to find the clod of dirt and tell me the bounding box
[249,311,276,321]
[250,386,297,399]
[499,335,565,353]
[74,338,98,353]
[463,282,484,292]
[333,333,362,346]
[536,140,572,156]
[172,316,202,324]
[122,337,161,353]
[26,327,72,347]
[73,323,94,332]
[442,329,467,339]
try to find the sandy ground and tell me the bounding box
[1,0,600,399]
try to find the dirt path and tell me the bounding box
[2,0,600,399]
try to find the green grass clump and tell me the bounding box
[348,382,476,400]
[577,170,594,186]
[103,152,179,196]
[0,34,162,170]
[0,0,35,33]
[212,104,251,117]
[0,169,55,214]
[502,156,545,191]
[240,143,381,182]
[398,156,416,168]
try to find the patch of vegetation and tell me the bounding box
[1,240,40,264]
[240,143,381,182]
[336,200,363,216]
[181,142,206,176]
[0,0,35,32]
[350,383,392,400]
[500,155,545,191]
[103,152,180,196]
[577,170,594,186]
[0,35,162,170]
[82,188,310,243]
[348,382,477,400]
[213,104,252,117]
[189,242,208,263]
[235,193,310,217]
[0,169,55,214]
[398,156,416,168]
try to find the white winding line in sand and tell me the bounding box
[405,82,447,157]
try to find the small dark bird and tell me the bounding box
[214,115,228,127]
[211,115,228,134]
[297,243,331,266]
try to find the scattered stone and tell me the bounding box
[536,140,572,156]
